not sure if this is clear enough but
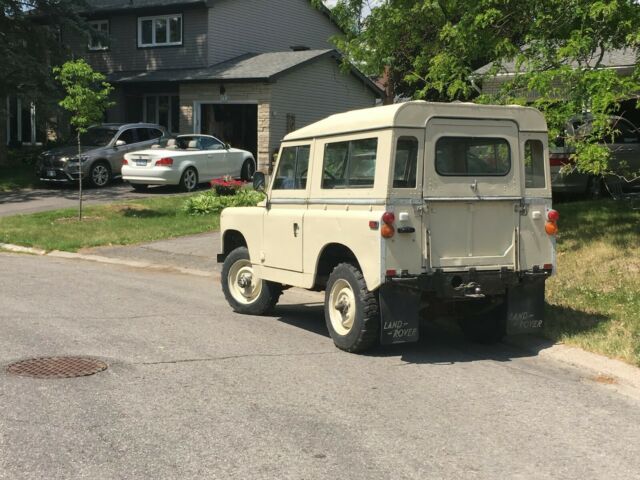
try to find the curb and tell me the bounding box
[1,242,217,279]
[0,243,47,256]
[505,336,640,399]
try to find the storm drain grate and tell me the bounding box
[6,356,108,378]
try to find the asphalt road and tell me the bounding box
[0,181,205,217]
[1,253,639,479]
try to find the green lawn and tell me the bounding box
[0,195,219,251]
[0,163,39,191]
[545,199,640,366]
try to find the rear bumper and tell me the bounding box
[122,166,181,185]
[386,268,551,299]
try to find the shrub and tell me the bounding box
[211,176,244,196]
[184,188,265,215]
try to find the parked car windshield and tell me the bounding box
[80,127,119,147]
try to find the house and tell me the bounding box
[70,0,382,169]
[473,48,640,126]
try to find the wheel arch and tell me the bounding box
[221,229,248,257]
[313,243,363,291]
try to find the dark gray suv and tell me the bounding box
[37,123,171,187]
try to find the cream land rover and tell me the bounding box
[217,101,558,353]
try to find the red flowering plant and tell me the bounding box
[211,176,244,196]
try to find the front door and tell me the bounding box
[423,118,522,271]
[262,144,311,272]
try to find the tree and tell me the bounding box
[324,0,640,182]
[0,0,87,163]
[54,59,113,220]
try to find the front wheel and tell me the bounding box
[325,263,380,353]
[89,161,112,188]
[221,247,283,315]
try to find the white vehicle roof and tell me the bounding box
[284,101,547,141]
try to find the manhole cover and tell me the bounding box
[6,356,107,378]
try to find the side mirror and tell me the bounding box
[224,143,231,150]
[253,171,266,192]
[115,140,126,147]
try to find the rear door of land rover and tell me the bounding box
[424,118,521,271]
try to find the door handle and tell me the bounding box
[293,222,300,237]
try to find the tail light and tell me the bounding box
[549,153,572,167]
[545,209,560,236]
[381,211,395,238]
[155,157,174,166]
[122,159,128,165]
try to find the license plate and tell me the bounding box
[135,160,147,166]
[47,170,56,177]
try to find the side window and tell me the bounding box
[612,119,639,144]
[322,138,377,189]
[524,140,546,189]
[272,145,311,190]
[393,137,418,188]
[436,137,511,176]
[117,129,137,145]
[147,128,163,140]
[200,136,224,150]
[136,128,150,142]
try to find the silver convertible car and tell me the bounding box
[122,134,257,192]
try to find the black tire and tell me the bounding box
[458,299,506,344]
[324,263,380,353]
[131,183,148,192]
[221,247,283,315]
[240,158,256,181]
[88,161,112,188]
[180,167,198,192]
[586,176,604,200]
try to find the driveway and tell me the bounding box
[0,181,208,217]
[1,252,639,480]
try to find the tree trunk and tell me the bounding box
[77,131,83,221]
[0,100,7,166]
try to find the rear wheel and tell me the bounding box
[180,167,198,192]
[240,158,256,181]
[89,161,111,188]
[458,299,506,344]
[222,247,283,315]
[325,263,380,353]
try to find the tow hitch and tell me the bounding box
[454,281,485,298]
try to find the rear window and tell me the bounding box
[436,137,511,176]
[322,138,377,189]
[524,139,546,188]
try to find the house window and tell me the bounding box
[144,95,180,133]
[88,20,109,51]
[138,14,182,47]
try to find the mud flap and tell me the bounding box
[379,283,420,345]
[506,279,545,335]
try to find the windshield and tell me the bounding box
[80,127,118,147]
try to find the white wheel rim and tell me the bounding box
[184,170,197,190]
[228,259,262,305]
[328,279,356,335]
[92,165,109,186]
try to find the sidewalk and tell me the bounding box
[80,231,221,276]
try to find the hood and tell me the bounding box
[42,145,100,158]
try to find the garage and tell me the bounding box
[199,103,258,159]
